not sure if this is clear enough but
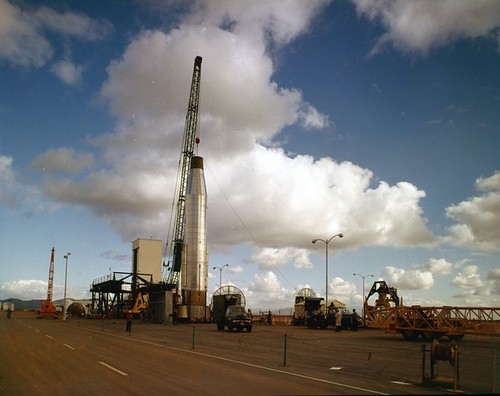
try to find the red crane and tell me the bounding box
[38,247,59,319]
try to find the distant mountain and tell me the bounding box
[1,298,91,311]
[1,298,42,310]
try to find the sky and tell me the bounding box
[1,0,499,312]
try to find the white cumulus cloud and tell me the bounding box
[0,279,48,300]
[34,2,436,259]
[0,155,47,213]
[354,0,500,56]
[50,60,85,85]
[445,171,500,251]
[0,0,111,80]
[421,258,453,275]
[32,147,95,174]
[451,265,484,289]
[383,266,434,290]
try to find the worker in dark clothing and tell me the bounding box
[126,310,133,334]
[351,309,359,331]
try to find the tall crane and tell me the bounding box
[165,56,203,287]
[38,247,59,319]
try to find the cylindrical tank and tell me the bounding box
[178,305,189,319]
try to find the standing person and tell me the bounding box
[335,309,342,333]
[125,310,133,334]
[351,309,359,331]
[267,310,273,325]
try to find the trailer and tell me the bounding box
[293,288,357,330]
[211,285,252,332]
[364,280,500,341]
[292,288,318,326]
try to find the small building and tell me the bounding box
[330,299,346,309]
[132,238,163,283]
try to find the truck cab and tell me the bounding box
[225,305,253,332]
[212,292,253,332]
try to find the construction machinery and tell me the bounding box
[125,290,149,319]
[299,297,355,330]
[364,280,500,341]
[164,55,203,289]
[293,289,356,329]
[89,271,153,319]
[38,247,59,319]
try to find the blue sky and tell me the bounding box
[1,0,499,311]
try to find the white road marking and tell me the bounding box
[84,327,388,395]
[391,381,411,386]
[64,344,75,350]
[329,367,342,370]
[45,335,53,339]
[99,361,128,376]
[35,329,40,333]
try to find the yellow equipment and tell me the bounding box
[364,280,500,341]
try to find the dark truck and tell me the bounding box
[212,293,252,332]
[296,296,357,330]
[224,305,253,332]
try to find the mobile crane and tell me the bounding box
[38,247,59,319]
[364,280,500,341]
[164,56,203,289]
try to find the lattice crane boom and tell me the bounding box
[38,247,58,319]
[47,247,55,301]
[166,56,202,286]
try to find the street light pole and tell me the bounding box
[353,272,373,327]
[312,233,343,308]
[213,264,229,289]
[63,252,71,320]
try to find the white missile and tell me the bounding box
[181,155,208,319]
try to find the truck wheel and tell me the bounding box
[421,330,443,341]
[228,325,234,332]
[307,319,318,329]
[447,334,464,341]
[217,323,224,331]
[401,329,419,341]
[246,326,252,333]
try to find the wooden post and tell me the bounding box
[283,334,288,366]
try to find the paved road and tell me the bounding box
[1,311,498,395]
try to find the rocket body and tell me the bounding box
[181,155,208,319]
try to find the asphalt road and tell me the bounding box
[1,311,499,395]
